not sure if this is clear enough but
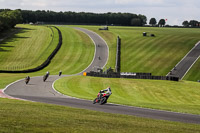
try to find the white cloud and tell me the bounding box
[114,0,164,6]
[20,0,48,7]
[0,0,199,25]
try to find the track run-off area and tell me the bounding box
[2,27,200,124]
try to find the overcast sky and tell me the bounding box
[0,0,199,25]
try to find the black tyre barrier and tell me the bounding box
[86,71,179,82]
[0,26,62,73]
[115,36,121,73]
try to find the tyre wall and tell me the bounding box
[0,26,62,73]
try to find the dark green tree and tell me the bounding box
[189,20,199,27]
[131,18,142,26]
[138,14,147,25]
[182,21,189,27]
[149,18,157,26]
[0,10,22,32]
[158,19,166,27]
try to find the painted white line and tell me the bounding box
[181,54,200,80]
[74,27,109,70]
[52,79,199,116]
[73,28,97,75]
[52,76,92,101]
[166,41,200,78]
[2,78,29,101]
[85,28,109,69]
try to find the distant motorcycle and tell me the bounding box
[43,72,50,82]
[93,91,111,105]
[43,74,48,82]
[25,76,30,84]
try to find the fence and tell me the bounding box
[86,71,179,81]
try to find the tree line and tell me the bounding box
[149,18,167,27]
[19,10,147,26]
[1,9,199,29]
[182,20,200,27]
[0,9,22,32]
[149,17,200,28]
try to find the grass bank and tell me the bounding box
[184,56,200,81]
[76,25,118,69]
[54,76,200,115]
[78,26,200,81]
[0,26,94,89]
[40,26,94,75]
[0,98,199,133]
[0,24,55,70]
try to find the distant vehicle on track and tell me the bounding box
[25,76,30,84]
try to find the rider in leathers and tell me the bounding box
[99,87,112,100]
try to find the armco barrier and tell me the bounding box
[86,71,179,81]
[0,26,62,73]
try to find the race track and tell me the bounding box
[3,27,200,124]
[167,41,200,79]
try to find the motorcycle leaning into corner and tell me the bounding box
[93,87,112,105]
[25,76,30,84]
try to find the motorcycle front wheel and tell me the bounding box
[100,97,107,105]
[93,98,98,104]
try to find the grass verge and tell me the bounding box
[54,76,200,115]
[0,24,55,70]
[77,26,200,81]
[183,56,200,81]
[0,26,94,89]
[0,98,200,133]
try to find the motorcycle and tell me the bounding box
[93,91,111,105]
[43,74,48,82]
[25,76,30,84]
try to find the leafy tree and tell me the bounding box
[182,21,189,27]
[189,20,199,27]
[0,10,22,32]
[131,18,142,26]
[138,14,147,25]
[149,18,157,26]
[158,19,166,27]
[8,10,23,27]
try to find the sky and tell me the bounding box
[0,0,199,26]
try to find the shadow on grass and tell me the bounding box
[0,27,33,52]
[0,47,12,52]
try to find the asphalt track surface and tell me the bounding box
[167,41,200,79]
[3,28,200,124]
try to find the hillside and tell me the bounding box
[0,24,55,71]
[80,26,200,81]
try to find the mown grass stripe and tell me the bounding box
[55,76,200,114]
[1,98,200,132]
[0,25,54,71]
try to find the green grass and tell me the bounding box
[54,76,200,115]
[1,25,200,131]
[0,24,55,70]
[0,98,200,133]
[0,25,94,89]
[40,26,94,75]
[73,25,118,69]
[0,73,26,89]
[183,55,200,81]
[118,27,200,76]
[76,26,200,81]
